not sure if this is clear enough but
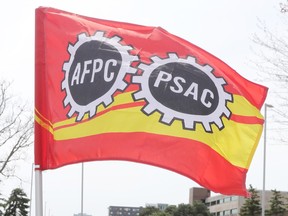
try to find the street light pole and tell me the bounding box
[262,103,273,216]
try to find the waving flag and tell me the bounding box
[35,7,268,196]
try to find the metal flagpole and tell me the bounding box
[29,163,34,216]
[81,163,84,216]
[35,165,43,216]
[262,104,273,216]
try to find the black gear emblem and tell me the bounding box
[62,31,138,121]
[132,53,233,132]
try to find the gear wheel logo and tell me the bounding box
[62,31,138,121]
[132,53,233,132]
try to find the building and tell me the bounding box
[108,203,169,216]
[74,214,93,216]
[189,187,288,216]
[189,187,211,204]
[205,193,244,216]
[108,206,142,216]
[145,203,169,211]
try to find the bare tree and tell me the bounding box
[280,1,288,13]
[0,80,33,182]
[253,20,288,82]
[251,9,288,144]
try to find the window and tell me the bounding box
[211,201,216,206]
[224,210,230,215]
[224,197,231,203]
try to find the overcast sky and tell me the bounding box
[1,1,287,216]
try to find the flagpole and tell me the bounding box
[81,162,84,216]
[35,165,43,216]
[29,163,34,216]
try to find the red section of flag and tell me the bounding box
[35,7,267,196]
[37,126,249,196]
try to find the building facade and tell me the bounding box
[108,206,143,216]
[108,203,169,216]
[189,187,288,216]
[205,193,244,216]
[73,214,93,216]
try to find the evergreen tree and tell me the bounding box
[164,205,177,216]
[0,195,6,216]
[239,185,261,216]
[285,197,288,213]
[150,211,171,216]
[140,206,161,216]
[174,204,194,216]
[140,203,211,216]
[4,188,29,216]
[266,189,286,216]
[191,201,211,216]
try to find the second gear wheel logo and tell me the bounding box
[62,31,138,121]
[132,53,233,132]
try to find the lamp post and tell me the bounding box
[262,103,273,216]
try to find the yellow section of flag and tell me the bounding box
[50,94,262,169]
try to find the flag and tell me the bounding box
[35,7,268,196]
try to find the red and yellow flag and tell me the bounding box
[35,7,268,196]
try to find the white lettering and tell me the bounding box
[71,63,81,86]
[90,59,103,83]
[154,71,172,87]
[153,73,215,108]
[170,76,186,93]
[104,59,117,82]
[184,82,198,100]
[201,89,214,108]
[80,60,92,84]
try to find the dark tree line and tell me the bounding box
[139,202,211,216]
[240,185,288,216]
[139,186,288,216]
